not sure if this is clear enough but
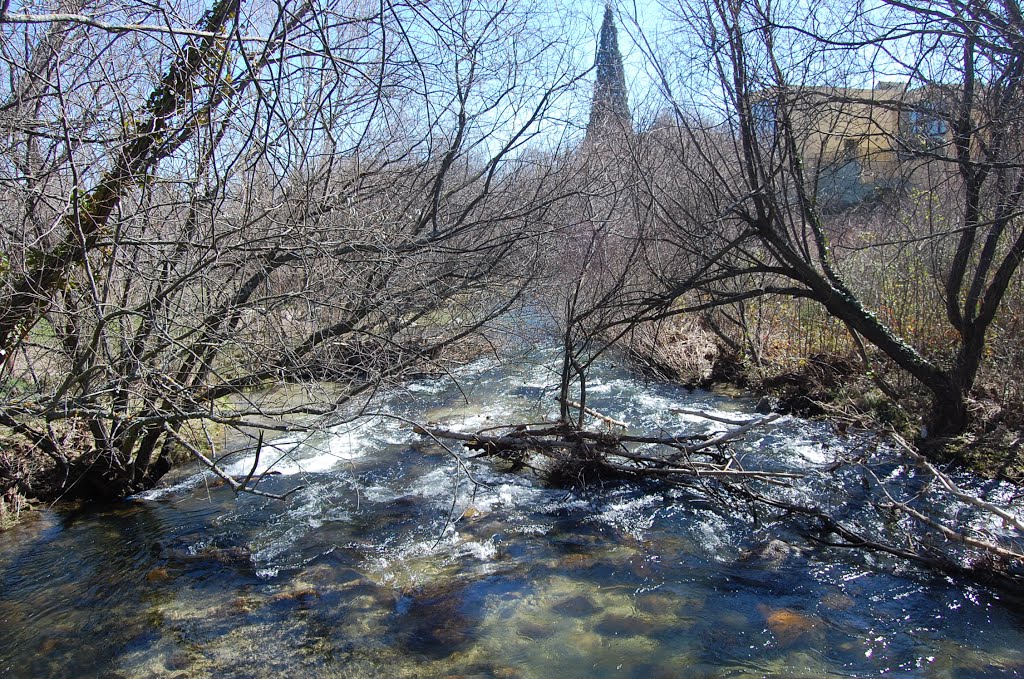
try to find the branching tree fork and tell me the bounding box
[620,0,1024,441]
[0,0,584,500]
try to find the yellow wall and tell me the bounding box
[783,85,907,178]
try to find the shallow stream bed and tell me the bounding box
[1,346,1023,677]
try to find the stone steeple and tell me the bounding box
[587,4,631,137]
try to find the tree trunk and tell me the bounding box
[925,388,970,441]
[50,439,173,502]
[924,334,986,440]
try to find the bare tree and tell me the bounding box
[0,0,587,501]
[619,0,1024,443]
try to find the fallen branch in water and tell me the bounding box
[561,399,629,428]
[421,412,796,485]
[878,434,1024,567]
[711,432,1024,593]
[736,473,1024,593]
[163,424,304,501]
[891,434,1024,534]
[421,415,1024,593]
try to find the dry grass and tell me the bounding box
[617,317,721,384]
[629,289,1024,480]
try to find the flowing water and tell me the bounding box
[2,344,1023,678]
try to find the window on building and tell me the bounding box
[752,99,778,137]
[906,106,949,144]
[844,139,859,161]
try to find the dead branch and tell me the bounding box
[736,455,1024,591]
[848,436,1024,567]
[422,411,797,483]
[679,413,783,455]
[892,434,1024,534]
[669,408,759,426]
[561,399,629,428]
[423,418,1024,592]
[883,498,1024,562]
[162,424,304,501]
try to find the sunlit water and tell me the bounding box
[2,345,1023,678]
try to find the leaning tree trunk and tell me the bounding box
[0,0,243,359]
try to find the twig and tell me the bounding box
[561,398,630,428]
[0,11,284,43]
[162,424,303,501]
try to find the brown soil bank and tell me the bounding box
[0,438,44,529]
[619,318,1024,484]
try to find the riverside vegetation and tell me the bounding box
[1,0,1023,598]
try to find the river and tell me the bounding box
[1,343,1022,677]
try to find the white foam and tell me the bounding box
[466,482,538,513]
[407,468,459,498]
[406,380,446,394]
[221,447,340,477]
[438,410,512,433]
[691,511,734,559]
[590,494,659,538]
[786,440,830,465]
[372,417,419,446]
[369,527,462,580]
[359,484,403,503]
[634,393,676,412]
[135,471,207,499]
[521,363,560,388]
[459,539,498,561]
[327,429,365,461]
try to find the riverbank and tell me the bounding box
[0,440,35,529]
[5,312,1022,535]
[620,316,1024,483]
[0,334,497,529]
[2,338,1023,678]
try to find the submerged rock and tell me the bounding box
[632,592,676,615]
[758,604,820,646]
[594,613,658,638]
[271,586,320,605]
[820,592,855,611]
[215,595,262,617]
[145,566,172,583]
[627,662,685,679]
[551,594,602,617]
[163,543,252,567]
[739,539,798,569]
[396,583,481,659]
[557,552,599,570]
[625,554,659,579]
[515,620,551,640]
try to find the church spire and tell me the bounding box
[587,4,631,137]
